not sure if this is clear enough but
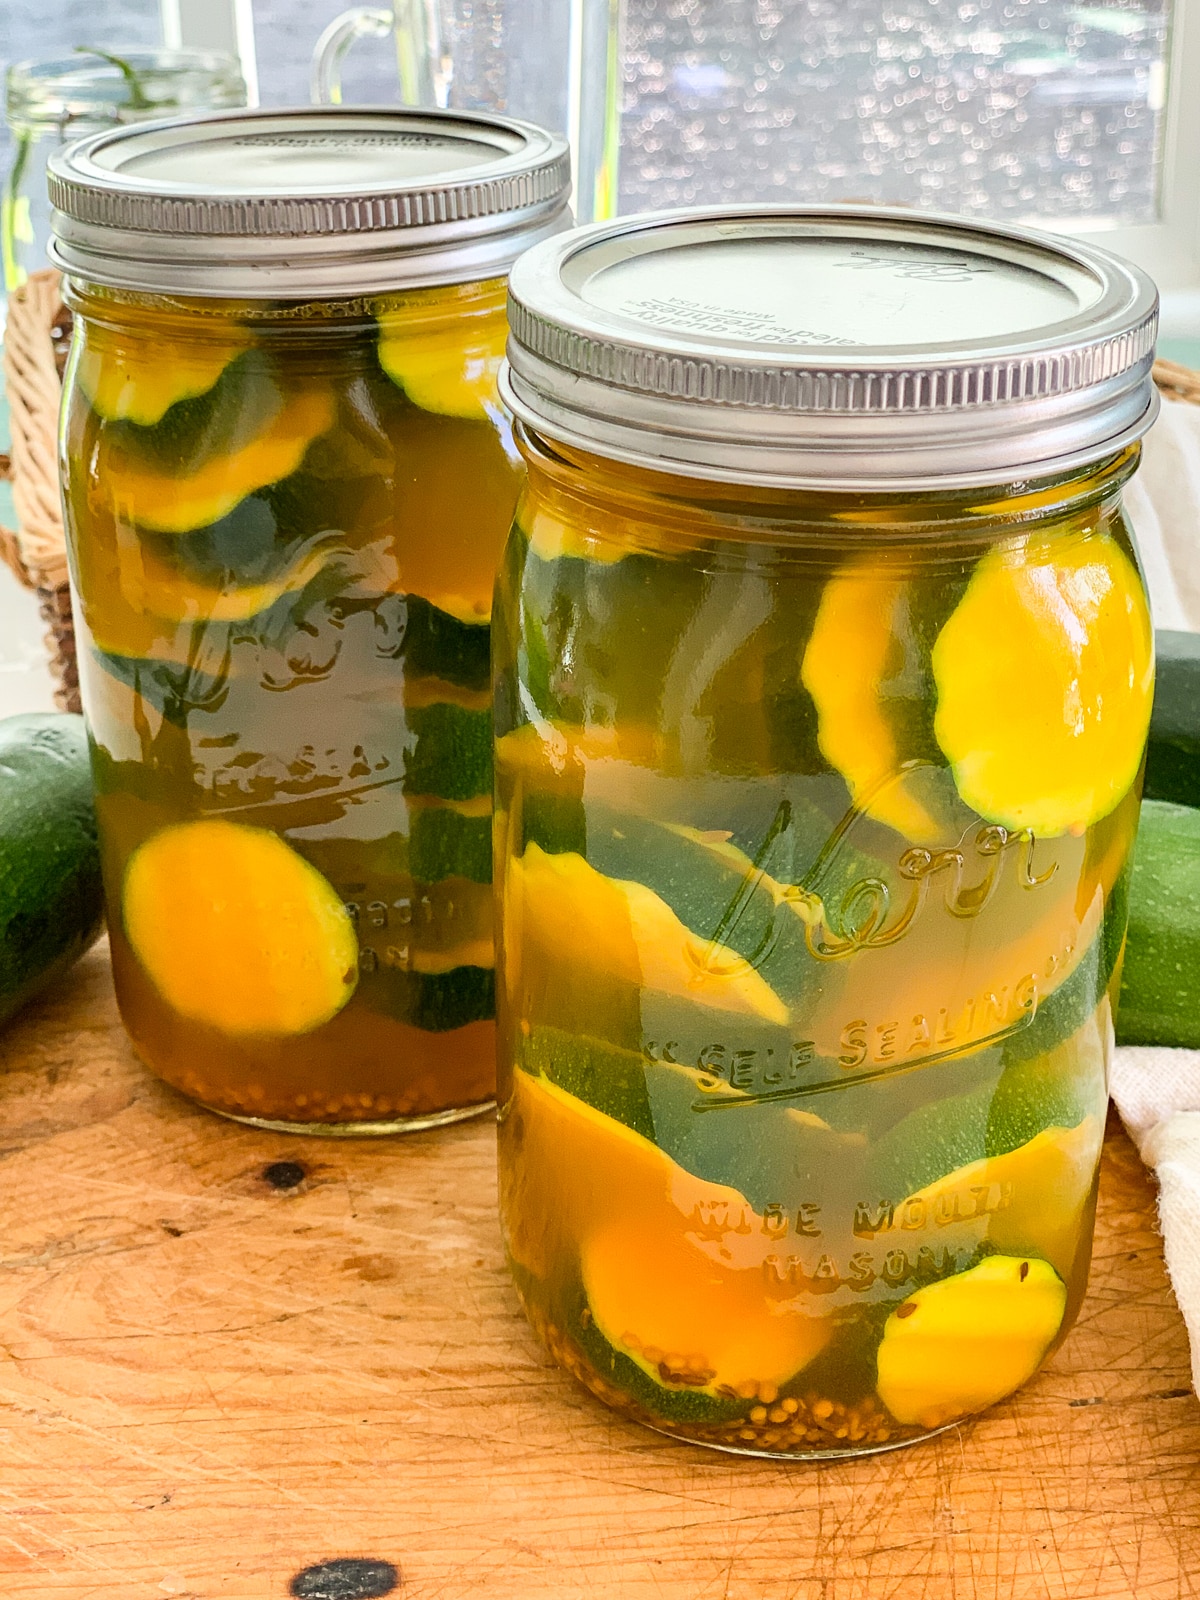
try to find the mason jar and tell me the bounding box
[50,108,569,1133]
[494,208,1157,1456]
[4,48,246,290]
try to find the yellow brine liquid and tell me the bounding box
[62,279,519,1130]
[495,434,1152,1455]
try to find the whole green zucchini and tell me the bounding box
[0,713,105,1026]
[1145,629,1200,809]
[1117,797,1200,1049]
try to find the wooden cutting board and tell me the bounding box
[1,944,1198,1600]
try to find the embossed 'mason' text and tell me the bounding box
[764,1244,961,1296]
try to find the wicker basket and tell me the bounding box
[2,266,1198,720]
[0,270,79,712]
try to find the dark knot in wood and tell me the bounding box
[289,1557,400,1598]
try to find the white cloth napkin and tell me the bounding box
[1125,393,1200,631]
[1111,393,1200,1388]
[1110,1051,1200,1392]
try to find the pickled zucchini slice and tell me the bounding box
[868,1002,1109,1210]
[78,327,252,426]
[365,964,495,1031]
[520,1023,861,1216]
[496,721,664,791]
[584,1217,829,1398]
[294,801,493,890]
[121,532,344,625]
[402,596,491,691]
[74,531,359,676]
[801,568,942,841]
[587,810,776,948]
[583,806,819,1010]
[875,1255,1067,1428]
[520,501,633,565]
[988,1118,1102,1273]
[377,318,506,420]
[908,1116,1102,1279]
[123,820,358,1035]
[404,702,493,802]
[107,389,337,534]
[519,1025,657,1141]
[407,797,493,884]
[932,530,1154,835]
[507,843,789,1027]
[507,1070,831,1398]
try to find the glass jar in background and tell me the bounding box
[495,208,1158,1456]
[49,108,570,1134]
[3,49,246,292]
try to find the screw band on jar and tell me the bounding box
[502,206,1158,490]
[49,106,572,296]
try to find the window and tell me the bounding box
[3,0,161,71]
[607,0,1198,320]
[618,1,1171,225]
[605,0,1200,326]
[0,0,161,183]
[3,0,1198,319]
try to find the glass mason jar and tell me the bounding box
[49,108,569,1134]
[4,48,246,291]
[495,209,1158,1456]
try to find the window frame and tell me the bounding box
[1047,0,1200,334]
[162,0,260,104]
[166,0,1200,328]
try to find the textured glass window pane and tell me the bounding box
[618,0,1171,224]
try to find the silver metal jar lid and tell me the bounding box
[502,206,1160,491]
[48,106,571,298]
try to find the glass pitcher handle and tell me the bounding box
[311,3,443,108]
[310,8,396,105]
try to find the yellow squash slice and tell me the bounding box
[801,566,941,841]
[932,530,1154,835]
[377,319,506,420]
[876,1255,1067,1429]
[505,842,789,1026]
[123,820,358,1035]
[120,534,345,626]
[506,1070,831,1395]
[105,389,337,534]
[78,326,253,426]
[904,1115,1103,1280]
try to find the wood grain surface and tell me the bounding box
[1,944,1199,1600]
